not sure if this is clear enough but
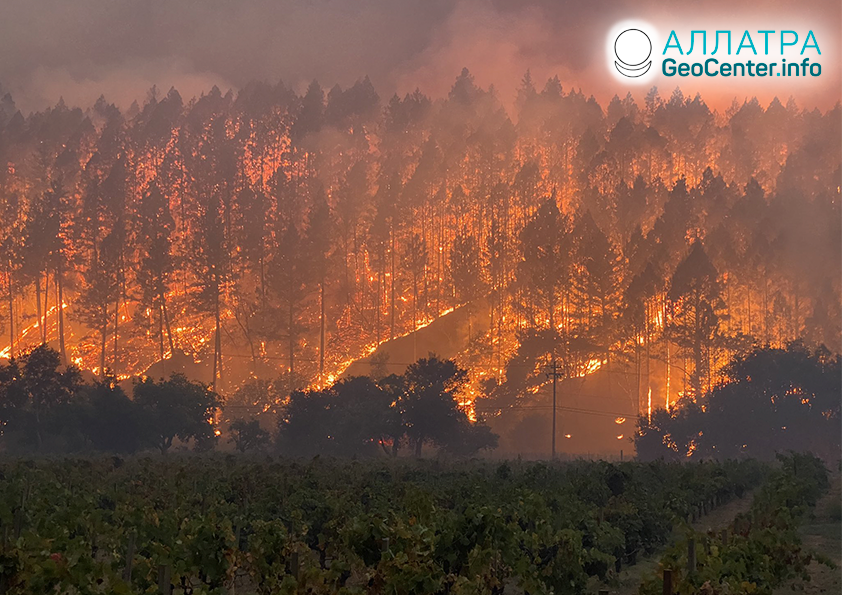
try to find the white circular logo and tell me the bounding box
[614,29,652,77]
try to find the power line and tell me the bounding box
[474,405,639,419]
[219,351,658,375]
[223,401,639,420]
[545,358,563,459]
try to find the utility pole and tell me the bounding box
[546,357,562,460]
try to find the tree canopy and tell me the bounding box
[636,342,840,461]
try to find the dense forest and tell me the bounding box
[0,69,838,453]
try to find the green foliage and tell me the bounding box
[636,342,841,461]
[133,373,222,453]
[0,347,226,456]
[228,419,271,453]
[639,453,830,595]
[277,356,496,458]
[0,456,767,594]
[79,377,144,453]
[0,345,82,451]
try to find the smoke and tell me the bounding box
[0,0,838,112]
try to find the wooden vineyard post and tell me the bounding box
[381,537,390,553]
[663,569,672,595]
[687,538,696,573]
[14,488,26,540]
[290,552,300,581]
[123,533,135,583]
[12,510,23,539]
[157,564,171,595]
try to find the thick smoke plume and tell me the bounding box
[1,0,838,112]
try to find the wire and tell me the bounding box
[474,405,640,419]
[219,351,663,375]
[222,402,639,419]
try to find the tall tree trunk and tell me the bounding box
[645,303,651,414]
[375,269,382,344]
[664,294,670,410]
[389,227,396,339]
[158,302,165,364]
[213,289,221,392]
[100,321,107,378]
[113,247,125,371]
[162,294,174,354]
[43,269,49,344]
[259,253,267,310]
[57,263,66,364]
[288,299,295,392]
[412,274,418,362]
[762,273,768,345]
[342,234,351,310]
[35,410,42,451]
[7,270,14,358]
[319,279,325,379]
[35,273,43,344]
[113,293,120,371]
[746,286,752,338]
[635,335,641,417]
[692,294,703,398]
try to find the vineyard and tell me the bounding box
[640,452,833,595]
[0,454,828,595]
[0,2,838,593]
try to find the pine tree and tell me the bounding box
[667,241,726,398]
[449,232,487,341]
[134,182,176,364]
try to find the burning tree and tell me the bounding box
[0,71,835,454]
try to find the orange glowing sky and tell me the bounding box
[0,0,837,113]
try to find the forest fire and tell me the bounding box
[0,70,837,456]
[0,1,837,592]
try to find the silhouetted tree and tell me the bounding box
[0,345,82,450]
[636,342,840,461]
[403,356,477,457]
[667,241,726,398]
[228,419,271,453]
[133,373,221,454]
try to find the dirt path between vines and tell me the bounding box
[591,490,756,595]
[773,474,841,595]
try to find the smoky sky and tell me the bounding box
[1,0,839,113]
